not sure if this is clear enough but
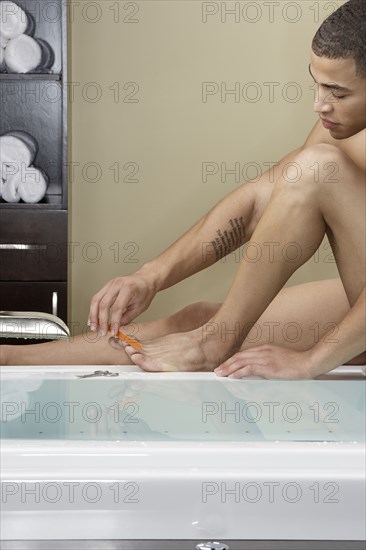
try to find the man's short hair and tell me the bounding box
[312,0,366,77]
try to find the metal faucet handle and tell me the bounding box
[0,311,70,341]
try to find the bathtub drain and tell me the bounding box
[196,543,229,550]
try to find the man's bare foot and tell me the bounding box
[122,328,233,372]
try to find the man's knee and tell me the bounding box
[274,144,352,197]
[299,144,350,180]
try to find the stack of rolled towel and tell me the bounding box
[0,131,49,203]
[0,0,54,73]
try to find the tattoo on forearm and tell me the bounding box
[211,217,246,261]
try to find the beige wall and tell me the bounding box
[69,0,344,331]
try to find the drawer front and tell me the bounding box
[0,281,67,322]
[0,210,67,281]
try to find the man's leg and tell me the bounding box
[125,144,365,371]
[0,146,300,369]
[240,278,365,365]
[209,145,365,338]
[0,301,219,366]
[4,277,364,368]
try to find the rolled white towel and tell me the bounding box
[0,32,9,48]
[0,161,19,184]
[6,130,38,160]
[1,171,20,202]
[4,34,42,73]
[0,132,37,169]
[1,166,48,203]
[18,166,48,203]
[0,160,9,188]
[0,171,5,198]
[0,45,5,71]
[37,38,55,71]
[25,11,35,36]
[0,1,28,40]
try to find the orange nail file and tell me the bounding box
[108,324,142,350]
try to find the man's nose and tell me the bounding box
[313,90,334,114]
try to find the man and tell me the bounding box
[91,0,365,379]
[2,1,365,377]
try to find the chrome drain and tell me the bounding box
[196,543,230,550]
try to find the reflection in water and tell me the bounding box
[1,379,44,422]
[0,376,365,443]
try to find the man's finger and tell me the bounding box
[109,299,130,336]
[88,282,112,331]
[98,292,120,336]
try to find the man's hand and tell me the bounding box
[214,344,314,380]
[88,272,156,336]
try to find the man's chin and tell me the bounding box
[329,130,344,140]
[329,127,351,140]
[329,125,366,140]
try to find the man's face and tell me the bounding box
[310,51,366,139]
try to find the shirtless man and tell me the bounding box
[2,0,365,378]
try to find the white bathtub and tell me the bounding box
[1,365,365,550]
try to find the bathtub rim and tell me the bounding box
[2,439,365,481]
[0,364,365,379]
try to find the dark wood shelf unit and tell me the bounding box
[0,0,69,329]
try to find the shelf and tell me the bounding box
[0,195,63,210]
[0,73,61,81]
[0,0,69,327]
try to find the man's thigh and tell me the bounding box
[241,278,365,365]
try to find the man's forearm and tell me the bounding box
[137,183,257,292]
[308,287,366,377]
[137,144,305,293]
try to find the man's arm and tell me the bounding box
[141,143,308,292]
[138,182,257,292]
[145,117,338,293]
[90,123,321,332]
[90,166,260,331]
